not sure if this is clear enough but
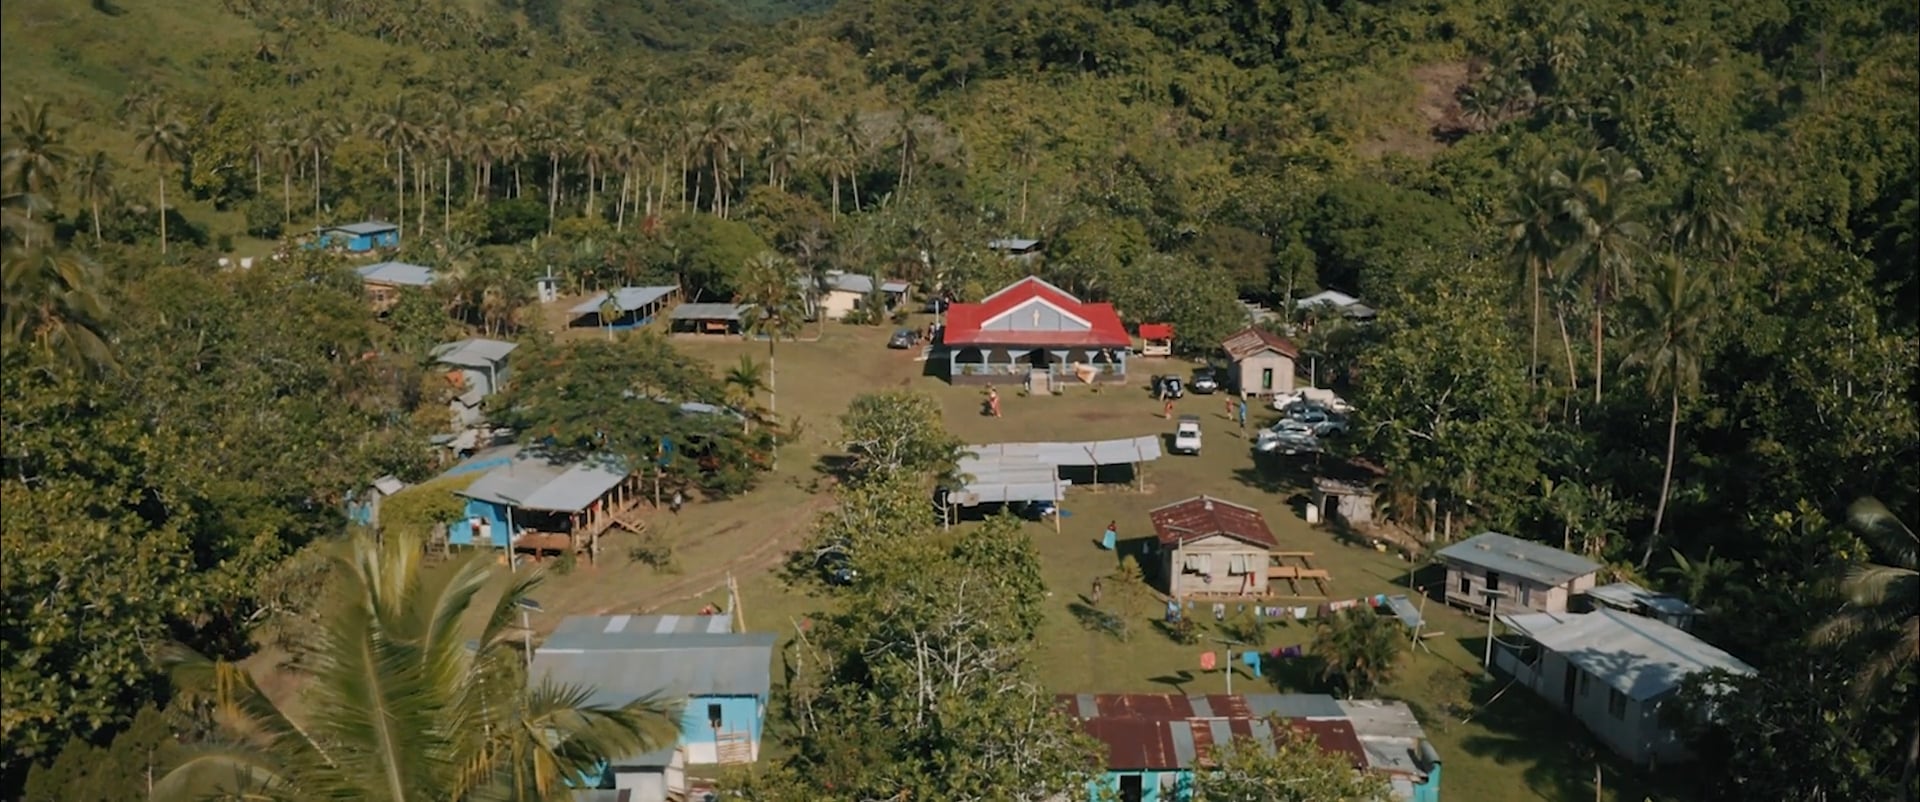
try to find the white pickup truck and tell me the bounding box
[1173,415,1203,455]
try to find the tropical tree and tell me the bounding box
[1554,148,1648,404]
[722,354,768,433]
[734,251,805,468]
[1310,609,1403,698]
[154,530,681,801]
[1621,256,1712,569]
[0,246,114,372]
[70,151,114,246]
[2,99,73,236]
[296,112,341,223]
[131,103,188,255]
[837,389,967,486]
[1813,497,1918,788]
[1192,731,1392,801]
[1501,158,1564,388]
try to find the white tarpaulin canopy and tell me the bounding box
[953,436,1163,506]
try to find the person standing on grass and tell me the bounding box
[671,489,684,514]
[1237,397,1248,432]
[1225,396,1235,420]
[1163,398,1174,419]
[1091,577,1103,606]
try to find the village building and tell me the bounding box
[1058,693,1441,802]
[354,261,436,312]
[1138,323,1174,357]
[430,337,518,430]
[1220,326,1299,399]
[938,276,1132,386]
[534,614,774,769]
[1435,532,1602,615]
[568,286,681,331]
[809,270,910,321]
[317,220,401,253]
[439,444,648,563]
[1496,608,1755,765]
[1148,495,1279,600]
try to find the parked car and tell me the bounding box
[887,328,922,349]
[1256,422,1323,454]
[1271,388,1353,413]
[1151,375,1185,399]
[1174,414,1203,455]
[1191,367,1220,394]
[814,540,860,585]
[1285,405,1335,425]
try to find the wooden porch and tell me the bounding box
[510,473,652,564]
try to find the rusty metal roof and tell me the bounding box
[1150,496,1278,549]
[1222,326,1299,360]
[1059,693,1368,771]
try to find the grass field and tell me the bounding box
[482,306,1689,802]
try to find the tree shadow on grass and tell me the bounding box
[1231,452,1318,496]
[1068,600,1128,640]
[1150,670,1195,693]
[812,453,855,485]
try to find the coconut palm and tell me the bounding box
[70,150,114,245]
[1813,497,1919,788]
[734,251,804,469]
[154,529,680,802]
[1310,608,1403,698]
[1621,256,1711,569]
[1,244,114,373]
[2,99,73,237]
[722,354,769,433]
[833,110,867,212]
[132,103,188,255]
[1555,148,1648,404]
[1500,157,1564,389]
[295,112,341,223]
[366,96,422,238]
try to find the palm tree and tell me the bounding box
[1555,149,1648,405]
[722,354,769,433]
[70,150,114,245]
[1501,159,1563,389]
[1310,609,1403,698]
[366,96,422,239]
[154,530,680,801]
[1813,497,1918,789]
[295,112,340,224]
[833,110,866,213]
[1621,256,1711,569]
[132,103,188,255]
[1,244,114,373]
[734,251,804,469]
[2,99,73,238]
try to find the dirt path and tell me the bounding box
[598,493,840,615]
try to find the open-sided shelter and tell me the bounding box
[669,303,753,336]
[570,286,680,331]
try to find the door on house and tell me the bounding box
[1261,367,1274,390]
[1118,774,1144,802]
[1562,663,1578,710]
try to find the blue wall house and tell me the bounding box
[1060,693,1441,802]
[441,444,644,563]
[430,338,519,430]
[533,614,775,768]
[354,261,437,313]
[319,221,401,253]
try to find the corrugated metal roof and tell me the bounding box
[569,286,678,316]
[880,280,911,293]
[1586,581,1700,617]
[533,631,776,702]
[826,272,876,294]
[1500,608,1755,700]
[1149,495,1278,549]
[954,437,1162,506]
[1435,532,1602,587]
[1296,289,1361,308]
[1242,693,1346,720]
[1222,325,1300,360]
[1061,693,1371,771]
[670,302,752,321]
[356,261,437,287]
[608,746,678,770]
[457,452,628,513]
[329,221,398,235]
[550,614,733,639]
[987,238,1042,252]
[1337,700,1434,779]
[1138,323,1174,340]
[431,338,518,368]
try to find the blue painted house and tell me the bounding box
[533,614,775,768]
[1061,693,1441,802]
[319,221,401,252]
[439,444,642,562]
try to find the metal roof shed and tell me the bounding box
[569,286,680,330]
[669,303,754,336]
[1500,608,1755,701]
[1436,531,1602,587]
[431,338,518,369]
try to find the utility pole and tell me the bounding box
[517,597,543,673]
[1213,637,1246,695]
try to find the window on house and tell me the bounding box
[1183,554,1212,575]
[1261,367,1274,389]
[1486,572,1501,593]
[1521,586,1532,607]
[1118,775,1144,802]
[1228,555,1248,575]
[1458,574,1470,595]
[708,703,723,729]
[1608,688,1627,720]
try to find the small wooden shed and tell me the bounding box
[1310,476,1378,526]
[1221,326,1299,399]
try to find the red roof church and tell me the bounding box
[940,276,1132,386]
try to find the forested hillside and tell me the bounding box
[2,0,1915,798]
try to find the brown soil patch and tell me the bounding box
[1356,61,1474,161]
